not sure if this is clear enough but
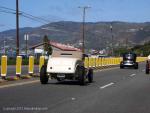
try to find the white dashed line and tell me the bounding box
[71,98,76,101]
[142,69,145,72]
[100,82,114,89]
[130,74,136,77]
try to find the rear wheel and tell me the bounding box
[120,64,124,69]
[88,68,93,83]
[40,65,49,84]
[134,62,138,69]
[146,62,149,74]
[78,66,86,85]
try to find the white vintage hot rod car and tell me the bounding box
[40,50,93,85]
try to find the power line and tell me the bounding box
[0,9,47,24]
[0,5,51,24]
[0,9,15,14]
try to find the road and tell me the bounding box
[0,63,150,113]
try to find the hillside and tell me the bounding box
[0,21,150,51]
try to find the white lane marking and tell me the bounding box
[0,80,39,89]
[130,74,136,77]
[142,69,145,72]
[71,98,76,101]
[100,82,114,89]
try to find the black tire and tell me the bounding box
[146,62,149,74]
[134,63,138,69]
[120,64,124,69]
[146,68,149,74]
[88,68,93,83]
[40,65,49,84]
[78,66,86,85]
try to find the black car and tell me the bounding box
[145,60,150,74]
[120,53,138,69]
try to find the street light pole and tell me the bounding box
[78,6,90,54]
[16,0,19,56]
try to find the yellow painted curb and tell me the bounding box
[6,76,19,81]
[20,75,32,79]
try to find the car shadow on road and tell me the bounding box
[47,80,91,86]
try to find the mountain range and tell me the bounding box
[0,21,150,50]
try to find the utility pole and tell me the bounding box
[16,0,19,56]
[78,6,90,53]
[110,24,114,56]
[4,38,6,55]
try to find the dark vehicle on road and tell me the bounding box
[120,53,138,69]
[145,56,150,74]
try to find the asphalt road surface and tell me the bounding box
[0,63,150,113]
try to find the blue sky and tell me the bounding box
[0,0,150,31]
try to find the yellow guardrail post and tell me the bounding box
[16,56,22,76]
[39,56,45,72]
[1,55,7,79]
[84,57,89,68]
[28,56,34,75]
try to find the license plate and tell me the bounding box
[57,74,65,78]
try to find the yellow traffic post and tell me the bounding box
[92,58,95,68]
[108,58,110,65]
[106,58,109,66]
[1,55,7,79]
[98,58,101,67]
[84,57,89,68]
[115,58,117,65]
[16,56,22,76]
[101,58,104,67]
[88,57,92,67]
[94,58,96,68]
[103,58,106,66]
[96,58,99,68]
[28,56,34,75]
[112,58,114,65]
[39,56,45,72]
